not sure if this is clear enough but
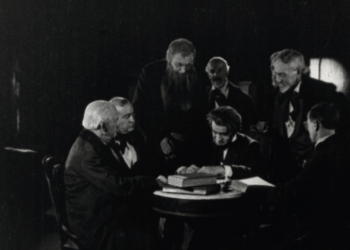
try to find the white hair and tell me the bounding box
[82,100,116,130]
[205,57,230,73]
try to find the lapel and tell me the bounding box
[80,129,132,172]
[222,133,243,165]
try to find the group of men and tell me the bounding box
[64,38,350,250]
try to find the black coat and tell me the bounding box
[64,129,158,250]
[206,81,257,129]
[210,132,262,179]
[263,77,350,182]
[132,59,211,171]
[266,134,350,249]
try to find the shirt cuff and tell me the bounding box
[223,165,233,178]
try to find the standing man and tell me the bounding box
[65,100,163,250]
[205,57,257,130]
[256,49,350,183]
[133,38,210,174]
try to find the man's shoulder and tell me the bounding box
[235,132,260,148]
[302,77,337,93]
[142,59,167,73]
[65,130,105,167]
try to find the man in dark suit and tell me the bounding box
[255,102,350,250]
[256,49,350,183]
[65,100,164,250]
[180,106,262,250]
[132,38,210,175]
[205,57,257,130]
[189,106,262,179]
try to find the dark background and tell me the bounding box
[2,0,350,157]
[1,1,350,249]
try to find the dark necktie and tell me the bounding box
[210,88,227,108]
[290,92,300,121]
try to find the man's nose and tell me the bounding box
[129,115,135,123]
[274,74,283,83]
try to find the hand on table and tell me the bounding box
[197,166,225,177]
[256,121,269,133]
[177,164,200,174]
[156,175,167,188]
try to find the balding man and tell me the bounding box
[65,100,163,250]
[205,57,257,130]
[257,49,350,183]
[133,38,210,174]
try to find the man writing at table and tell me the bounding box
[180,106,262,250]
[65,100,165,250]
[180,106,262,179]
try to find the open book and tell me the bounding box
[227,176,274,192]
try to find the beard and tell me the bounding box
[161,64,198,111]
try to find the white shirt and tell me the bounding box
[111,141,138,169]
[285,82,302,138]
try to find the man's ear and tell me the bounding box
[314,121,320,131]
[100,122,108,134]
[166,50,171,63]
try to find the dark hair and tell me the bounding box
[308,102,340,129]
[207,106,242,133]
[167,38,196,59]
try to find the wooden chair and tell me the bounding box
[42,155,81,250]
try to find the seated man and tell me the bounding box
[206,57,257,130]
[255,103,350,250]
[181,106,262,179]
[65,100,164,250]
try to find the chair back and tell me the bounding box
[42,155,80,250]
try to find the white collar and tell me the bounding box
[315,134,333,147]
[294,81,301,93]
[211,79,229,92]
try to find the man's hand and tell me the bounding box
[197,166,225,177]
[160,136,175,155]
[256,121,269,133]
[186,164,200,174]
[156,175,167,188]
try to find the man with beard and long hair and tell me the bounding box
[256,49,350,184]
[132,38,210,176]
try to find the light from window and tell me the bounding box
[310,58,348,93]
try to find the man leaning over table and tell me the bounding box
[179,105,263,179]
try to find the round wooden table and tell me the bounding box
[153,189,245,218]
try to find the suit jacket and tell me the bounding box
[206,81,257,129]
[132,59,211,171]
[210,132,262,179]
[267,134,350,249]
[266,77,350,172]
[64,129,158,249]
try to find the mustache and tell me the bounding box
[213,77,222,81]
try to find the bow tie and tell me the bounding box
[109,138,128,154]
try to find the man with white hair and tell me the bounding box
[65,100,163,250]
[205,56,257,130]
[256,49,350,183]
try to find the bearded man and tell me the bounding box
[132,38,209,175]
